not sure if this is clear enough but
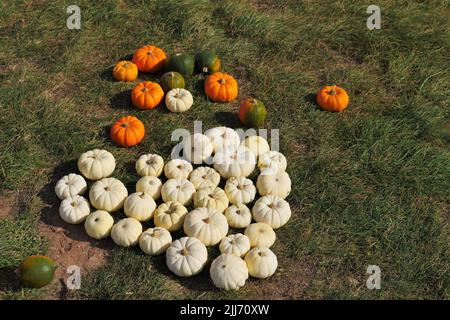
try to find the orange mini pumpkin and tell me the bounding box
[110,115,145,147]
[132,45,167,73]
[131,81,164,109]
[204,72,238,103]
[316,85,349,112]
[112,61,138,82]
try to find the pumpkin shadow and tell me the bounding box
[304,93,318,106]
[214,111,240,129]
[100,66,115,82]
[110,90,133,111]
[0,266,20,293]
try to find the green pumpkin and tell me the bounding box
[195,50,221,74]
[20,255,56,288]
[165,53,195,76]
[160,72,185,92]
[239,98,267,128]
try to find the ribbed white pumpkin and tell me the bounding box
[59,195,90,224]
[210,254,249,291]
[164,159,193,179]
[240,136,270,158]
[153,201,188,232]
[77,149,115,180]
[244,223,276,248]
[219,233,251,258]
[193,187,229,213]
[257,151,287,174]
[135,176,162,200]
[183,207,229,246]
[55,173,87,200]
[213,146,256,179]
[135,154,164,177]
[224,176,256,205]
[245,247,278,279]
[256,170,291,199]
[204,127,240,153]
[89,177,128,212]
[224,203,252,229]
[166,237,208,277]
[139,227,172,255]
[84,210,114,240]
[252,195,291,229]
[111,218,143,247]
[161,178,195,206]
[165,88,193,113]
[124,192,156,222]
[183,133,213,165]
[189,166,220,190]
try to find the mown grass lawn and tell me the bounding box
[0,0,449,299]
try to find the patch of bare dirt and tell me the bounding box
[0,192,18,219]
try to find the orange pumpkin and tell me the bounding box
[110,115,145,147]
[132,45,167,73]
[131,81,164,109]
[112,61,138,82]
[316,85,349,112]
[204,72,238,103]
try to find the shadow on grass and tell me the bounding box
[110,90,133,111]
[214,111,240,128]
[304,93,319,108]
[0,267,20,293]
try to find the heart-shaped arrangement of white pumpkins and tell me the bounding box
[55,127,292,291]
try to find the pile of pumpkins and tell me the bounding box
[55,128,292,290]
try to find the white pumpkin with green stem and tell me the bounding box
[59,195,90,224]
[135,176,162,200]
[161,178,195,206]
[77,149,115,180]
[111,218,143,247]
[89,177,128,212]
[244,222,276,248]
[153,201,188,232]
[193,187,229,213]
[124,192,156,222]
[164,159,193,179]
[183,207,228,246]
[219,233,251,258]
[166,236,208,277]
[84,210,114,239]
[139,227,172,255]
[189,166,220,190]
[210,254,249,291]
[135,154,164,177]
[224,203,252,229]
[256,170,291,199]
[252,195,291,229]
[224,176,256,205]
[245,247,278,279]
[165,88,193,113]
[55,173,87,200]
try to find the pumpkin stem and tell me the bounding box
[251,98,258,104]
[203,217,211,224]
[202,66,209,73]
[142,88,148,93]
[218,78,226,85]
[121,122,128,128]
[181,248,189,256]
[329,88,337,95]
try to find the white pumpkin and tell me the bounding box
[154,201,188,232]
[193,187,229,213]
[89,177,128,212]
[224,203,252,229]
[183,133,213,164]
[257,151,287,174]
[244,247,278,279]
[189,166,220,190]
[139,227,172,255]
[164,159,193,179]
[183,207,229,246]
[252,195,291,229]
[204,127,240,153]
[161,178,195,206]
[166,236,208,277]
[135,154,164,177]
[124,192,156,222]
[59,195,90,224]
[241,136,270,158]
[84,210,114,239]
[165,88,193,113]
[213,146,256,179]
[256,170,291,199]
[77,149,115,180]
[224,176,256,205]
[135,176,162,200]
[219,233,251,258]
[244,222,276,248]
[55,173,87,200]
[210,254,249,291]
[111,218,143,247]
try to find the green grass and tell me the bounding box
[0,0,449,299]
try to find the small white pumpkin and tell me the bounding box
[256,170,291,199]
[183,133,213,164]
[240,136,270,158]
[213,146,256,179]
[224,203,252,229]
[183,207,229,246]
[224,176,256,205]
[244,247,278,279]
[166,236,208,277]
[59,195,90,224]
[219,233,251,258]
[164,159,193,179]
[135,154,164,177]
[252,195,291,229]
[257,151,287,174]
[124,192,156,222]
[55,173,87,200]
[189,166,220,190]
[165,88,193,113]
[244,222,276,248]
[89,177,128,212]
[193,187,229,213]
[111,218,143,247]
[161,178,195,206]
[139,227,172,255]
[135,176,162,200]
[154,201,188,232]
[84,210,114,239]
[210,254,249,291]
[204,127,240,153]
[77,149,115,180]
